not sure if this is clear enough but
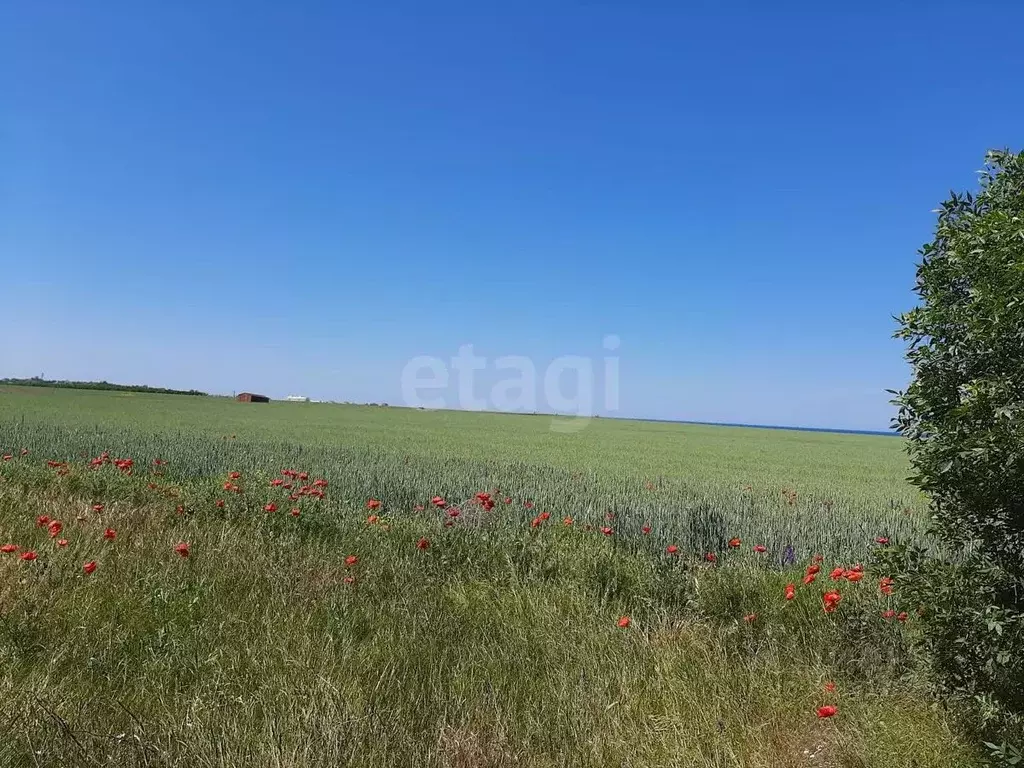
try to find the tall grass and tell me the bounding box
[0,388,976,766]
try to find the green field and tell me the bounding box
[0,387,976,767]
[0,386,925,559]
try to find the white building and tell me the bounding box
[284,395,310,403]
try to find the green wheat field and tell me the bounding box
[0,386,980,767]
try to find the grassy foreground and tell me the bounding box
[0,389,979,766]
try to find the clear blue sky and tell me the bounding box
[2,2,1021,431]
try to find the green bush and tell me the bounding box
[892,149,1024,741]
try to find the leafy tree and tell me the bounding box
[890,149,1024,741]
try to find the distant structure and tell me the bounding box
[236,392,270,403]
[284,395,310,403]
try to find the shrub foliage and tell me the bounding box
[893,149,1024,738]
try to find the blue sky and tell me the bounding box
[2,2,1021,430]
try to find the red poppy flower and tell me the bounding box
[215,500,226,509]
[641,525,652,535]
[416,537,430,550]
[57,539,68,547]
[367,514,379,524]
[728,537,741,549]
[20,551,37,561]
[785,583,796,600]
[298,472,308,481]
[1,544,18,553]
[617,616,631,628]
[822,590,842,613]
[600,526,613,536]
[344,555,359,567]
[753,545,767,553]
[367,499,381,510]
[48,520,63,538]
[313,478,328,488]
[92,504,104,513]
[2,455,11,461]
[806,564,821,576]
[539,511,550,521]
[36,516,50,528]
[264,503,277,513]
[824,681,836,693]
[103,528,117,540]
[343,576,355,585]
[879,576,894,596]
[896,611,908,622]
[290,508,300,517]
[845,570,864,583]
[743,613,757,623]
[817,706,838,719]
[875,536,890,545]
[829,567,845,581]
[882,609,896,619]
[530,517,542,528]
[705,552,717,563]
[447,508,461,518]
[83,561,97,574]
[666,544,679,555]
[431,496,446,508]
[20,448,28,455]
[524,501,534,509]
[173,541,190,558]
[803,573,817,585]
[563,517,573,526]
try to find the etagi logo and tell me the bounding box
[400,335,621,432]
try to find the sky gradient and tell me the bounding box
[3,2,1022,430]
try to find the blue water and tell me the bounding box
[631,417,899,437]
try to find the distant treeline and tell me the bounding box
[0,377,208,397]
